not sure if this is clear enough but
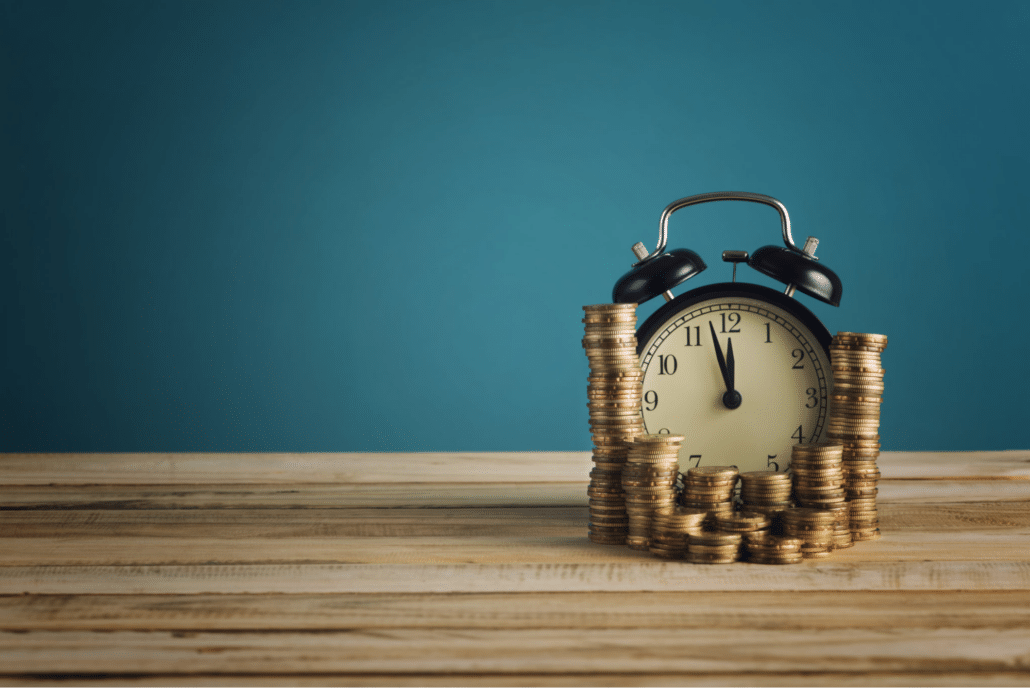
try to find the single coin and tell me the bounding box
[740,470,792,481]
[633,434,687,444]
[689,531,743,546]
[835,331,888,342]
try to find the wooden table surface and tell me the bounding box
[1,450,1029,686]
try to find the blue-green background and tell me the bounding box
[3,0,1028,452]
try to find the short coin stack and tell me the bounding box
[790,442,846,510]
[681,466,739,518]
[827,503,853,550]
[744,533,804,565]
[583,303,644,546]
[687,531,742,564]
[622,434,684,551]
[826,331,888,542]
[714,511,771,536]
[648,506,707,559]
[782,507,836,559]
[739,471,793,519]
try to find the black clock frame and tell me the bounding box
[634,282,833,359]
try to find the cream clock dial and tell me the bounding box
[637,283,833,473]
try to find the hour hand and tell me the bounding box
[708,321,732,391]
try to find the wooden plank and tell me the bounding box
[878,480,1030,504]
[1,560,1028,594]
[0,452,593,485]
[3,671,1030,686]
[2,501,1027,537]
[0,507,589,538]
[1,626,1029,674]
[0,483,588,510]
[1,451,1027,485]
[2,591,1028,631]
[0,479,1025,510]
[0,528,1024,567]
[0,500,1024,565]
[883,451,1030,480]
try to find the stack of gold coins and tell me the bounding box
[583,303,644,545]
[744,532,804,565]
[790,442,845,510]
[825,331,888,543]
[648,506,707,559]
[714,511,771,535]
[827,503,853,550]
[686,531,742,564]
[682,466,739,518]
[782,507,835,559]
[622,434,683,551]
[739,471,793,514]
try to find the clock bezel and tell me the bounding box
[635,282,833,360]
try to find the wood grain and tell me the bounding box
[2,591,1028,631]
[0,479,1027,510]
[2,560,1029,594]
[2,450,1028,485]
[3,672,1030,687]
[2,626,1029,674]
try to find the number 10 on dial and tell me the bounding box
[637,286,832,473]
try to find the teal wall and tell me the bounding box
[3,0,1028,452]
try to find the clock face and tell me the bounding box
[637,284,832,474]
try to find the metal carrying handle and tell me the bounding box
[635,191,801,265]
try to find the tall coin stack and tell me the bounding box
[682,466,739,519]
[583,303,644,546]
[825,331,888,542]
[622,434,684,551]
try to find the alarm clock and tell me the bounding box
[612,192,843,473]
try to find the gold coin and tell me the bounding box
[685,554,738,565]
[782,508,836,522]
[830,353,883,364]
[621,463,678,473]
[831,393,883,403]
[633,434,687,444]
[627,449,682,458]
[716,512,771,528]
[747,535,802,550]
[740,470,792,481]
[792,441,845,449]
[832,368,885,378]
[835,331,888,342]
[689,531,743,545]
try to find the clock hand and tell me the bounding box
[708,321,732,391]
[726,336,735,391]
[709,321,743,410]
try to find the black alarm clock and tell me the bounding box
[612,192,843,473]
